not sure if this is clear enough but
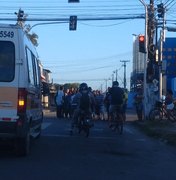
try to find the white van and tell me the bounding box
[0,24,43,156]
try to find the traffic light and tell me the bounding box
[68,0,79,2]
[157,3,164,18]
[17,9,24,21]
[69,16,77,31]
[138,35,145,53]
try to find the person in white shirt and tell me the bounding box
[55,86,64,118]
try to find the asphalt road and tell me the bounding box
[0,111,176,180]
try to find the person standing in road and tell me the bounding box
[134,87,143,121]
[55,86,64,118]
[95,90,105,120]
[63,88,72,118]
[122,88,128,122]
[104,87,111,121]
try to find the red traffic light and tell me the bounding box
[139,35,145,42]
[138,35,145,53]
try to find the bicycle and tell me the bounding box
[77,110,94,137]
[149,100,176,122]
[110,108,123,134]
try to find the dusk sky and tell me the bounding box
[1,0,176,91]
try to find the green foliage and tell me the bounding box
[54,83,80,91]
[26,33,39,47]
[64,83,79,90]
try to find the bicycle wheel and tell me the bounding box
[149,108,163,122]
[167,110,176,122]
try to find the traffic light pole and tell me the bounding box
[139,0,148,120]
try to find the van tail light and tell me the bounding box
[17,88,27,114]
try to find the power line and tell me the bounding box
[0,15,145,22]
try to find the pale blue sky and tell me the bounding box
[1,0,176,91]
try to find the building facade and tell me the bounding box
[131,35,145,91]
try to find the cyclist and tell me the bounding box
[69,83,95,135]
[109,81,124,129]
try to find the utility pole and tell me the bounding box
[113,70,117,82]
[115,69,118,81]
[120,60,130,89]
[139,0,156,120]
[112,73,114,85]
[105,79,108,92]
[104,78,110,92]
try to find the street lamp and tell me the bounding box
[28,21,67,32]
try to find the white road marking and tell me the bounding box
[92,128,104,131]
[64,127,104,131]
[42,134,122,140]
[124,127,135,134]
[42,122,52,130]
[135,138,146,142]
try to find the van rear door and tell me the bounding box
[0,27,19,122]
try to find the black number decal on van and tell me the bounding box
[0,31,14,38]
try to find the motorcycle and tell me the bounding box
[77,110,94,137]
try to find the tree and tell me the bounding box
[64,83,80,90]
[24,24,39,47]
[26,32,39,47]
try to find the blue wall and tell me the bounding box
[163,38,176,89]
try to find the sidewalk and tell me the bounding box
[126,108,138,122]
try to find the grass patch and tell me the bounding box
[134,120,176,146]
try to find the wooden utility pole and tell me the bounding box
[120,60,130,89]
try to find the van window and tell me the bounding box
[0,41,15,82]
[33,56,40,87]
[26,48,40,87]
[26,48,35,86]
